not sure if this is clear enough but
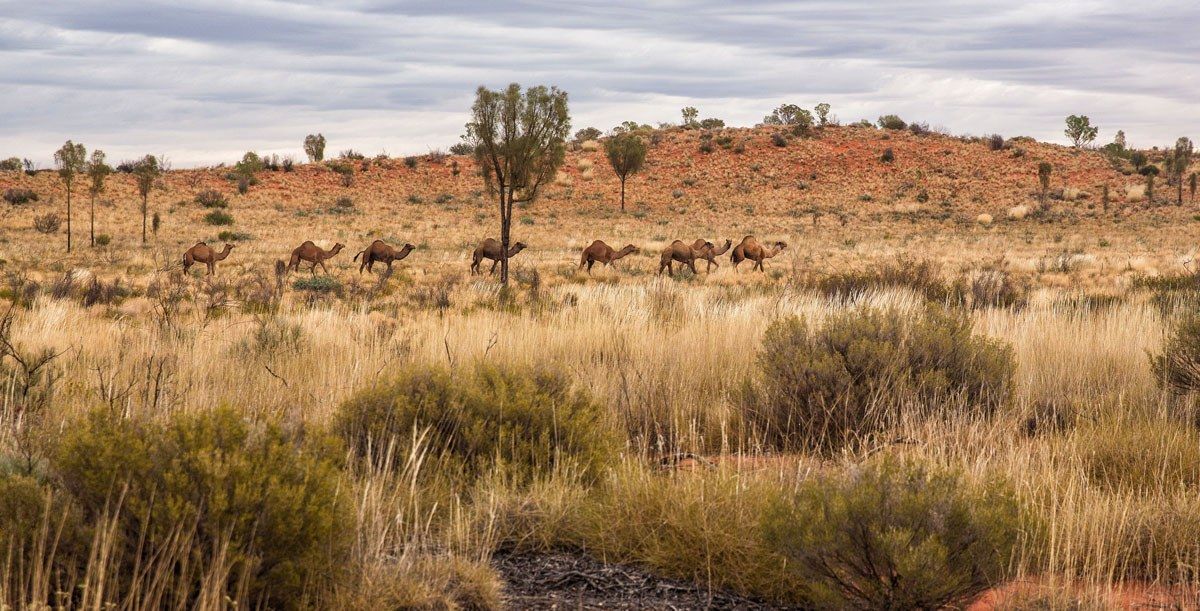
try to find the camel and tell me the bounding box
[658,240,708,276]
[730,236,788,272]
[691,238,732,273]
[182,242,234,276]
[354,240,415,274]
[470,238,527,275]
[579,240,638,274]
[287,241,344,275]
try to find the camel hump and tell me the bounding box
[301,240,317,247]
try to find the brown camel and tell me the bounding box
[470,238,527,275]
[287,241,344,275]
[182,242,234,276]
[691,238,732,272]
[354,240,415,274]
[579,240,638,274]
[730,236,788,272]
[658,240,708,276]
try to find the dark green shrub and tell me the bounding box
[877,114,907,130]
[94,234,112,247]
[333,363,617,484]
[217,230,252,242]
[880,147,895,163]
[763,457,1019,610]
[293,276,341,293]
[404,156,418,169]
[771,132,788,147]
[3,187,38,204]
[748,305,1014,452]
[986,134,1006,151]
[449,142,474,155]
[53,407,347,608]
[203,210,234,226]
[806,259,959,304]
[0,157,21,172]
[194,189,228,208]
[1152,313,1200,394]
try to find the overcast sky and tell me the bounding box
[3,0,1197,167]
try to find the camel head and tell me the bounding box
[509,241,528,255]
[400,243,416,254]
[616,244,639,258]
[330,243,345,254]
[771,241,788,254]
[221,243,235,253]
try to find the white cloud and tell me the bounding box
[1,0,1196,166]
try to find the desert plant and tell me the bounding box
[814,102,832,126]
[1038,162,1052,208]
[0,157,21,171]
[449,142,474,155]
[1170,137,1194,205]
[1064,114,1098,148]
[747,305,1014,452]
[33,213,61,234]
[85,150,110,247]
[680,106,699,127]
[1141,164,1160,204]
[194,189,228,208]
[877,114,906,130]
[54,140,87,252]
[217,230,252,242]
[986,134,1005,151]
[604,131,647,211]
[132,155,161,243]
[53,407,347,607]
[94,233,111,247]
[574,127,602,143]
[771,132,788,147]
[762,104,814,131]
[334,363,616,484]
[292,275,341,293]
[699,118,725,129]
[404,155,418,169]
[304,133,326,162]
[1151,313,1200,394]
[3,188,38,205]
[1079,420,1200,494]
[203,210,234,226]
[464,83,570,285]
[880,148,895,163]
[763,457,1020,610]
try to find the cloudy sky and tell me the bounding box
[3,0,1197,167]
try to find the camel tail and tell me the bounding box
[353,250,363,262]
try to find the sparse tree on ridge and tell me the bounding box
[574,127,602,143]
[54,140,87,252]
[1113,130,1127,150]
[604,131,648,212]
[1170,137,1194,205]
[1064,115,1098,148]
[464,83,570,285]
[86,150,111,247]
[763,104,814,130]
[681,107,699,128]
[304,133,326,162]
[1191,173,1198,205]
[814,102,832,126]
[132,155,161,243]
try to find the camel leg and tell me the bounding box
[489,259,499,275]
[688,261,698,275]
[587,260,595,274]
[208,261,215,276]
[320,260,330,275]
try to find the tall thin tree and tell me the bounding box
[86,150,111,247]
[1037,162,1052,209]
[464,83,570,286]
[604,131,647,212]
[1171,137,1194,205]
[132,155,161,243]
[54,141,87,252]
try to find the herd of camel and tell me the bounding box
[181,236,787,277]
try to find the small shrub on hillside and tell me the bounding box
[94,233,112,247]
[1152,313,1200,395]
[771,132,788,147]
[763,457,1019,610]
[404,156,418,169]
[962,269,1029,309]
[880,147,895,163]
[877,114,907,130]
[33,213,60,234]
[293,275,341,293]
[0,157,21,172]
[53,407,347,607]
[986,134,1006,151]
[449,142,474,155]
[330,196,356,214]
[217,230,252,242]
[3,187,38,204]
[333,364,617,484]
[748,305,1014,452]
[806,259,958,304]
[195,189,228,208]
[203,210,234,226]
[908,121,930,136]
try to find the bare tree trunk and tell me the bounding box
[141,196,148,243]
[620,177,626,212]
[90,194,95,247]
[500,187,512,285]
[66,187,72,252]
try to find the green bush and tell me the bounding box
[763,457,1019,610]
[53,407,347,608]
[748,305,1014,452]
[877,114,907,130]
[203,210,234,226]
[1151,313,1200,394]
[94,233,112,247]
[217,230,252,242]
[806,259,960,304]
[334,363,617,484]
[3,187,38,204]
[1079,420,1200,494]
[880,147,895,163]
[293,275,341,293]
[194,189,228,208]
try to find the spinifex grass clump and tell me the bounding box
[746,304,1014,452]
[334,363,618,485]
